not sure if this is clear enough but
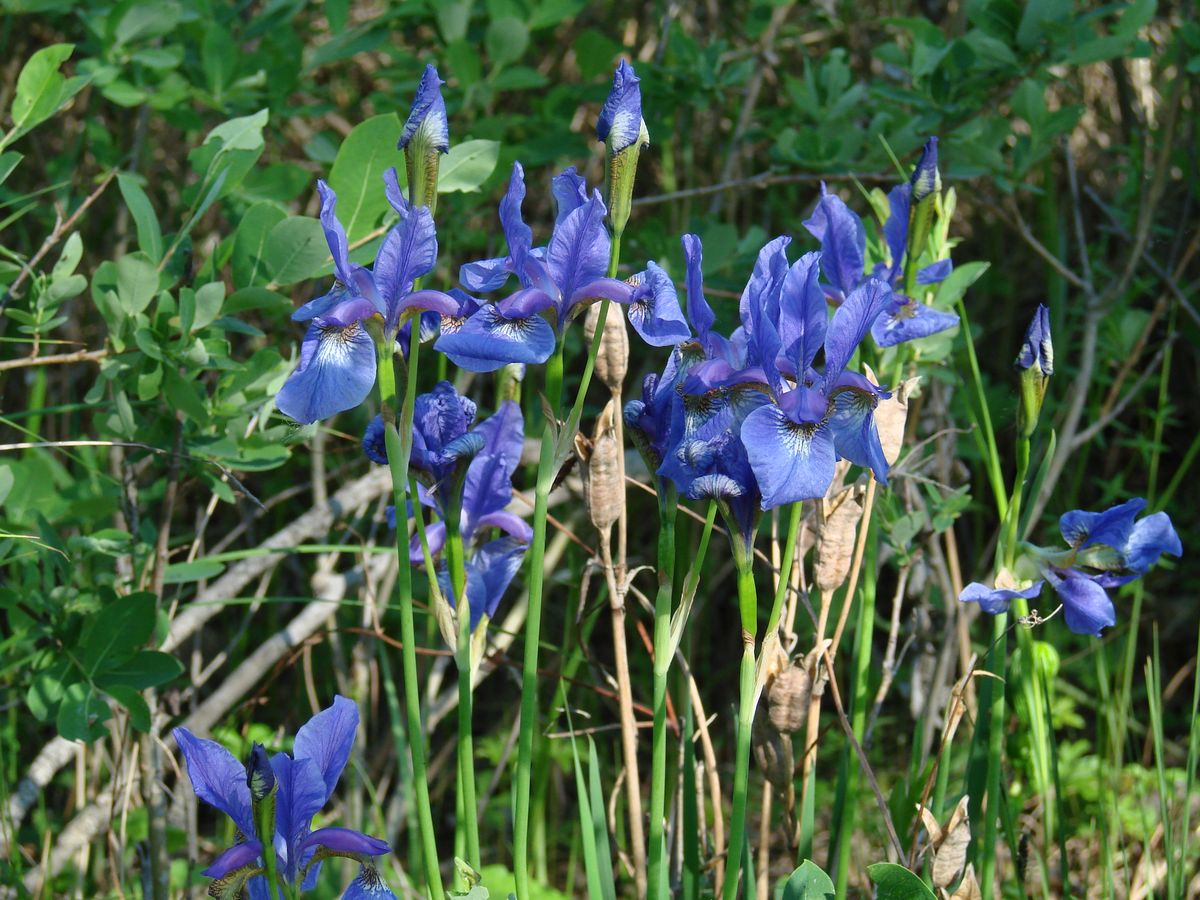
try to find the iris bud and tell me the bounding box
[905,136,941,280]
[1015,304,1053,438]
[399,64,449,214]
[245,742,275,802]
[598,60,649,239]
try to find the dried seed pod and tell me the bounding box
[576,400,624,534]
[815,488,863,593]
[949,864,982,900]
[751,714,795,789]
[870,367,921,467]
[767,663,811,734]
[918,795,971,889]
[584,302,629,392]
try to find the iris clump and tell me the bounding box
[173,696,396,899]
[961,497,1181,635]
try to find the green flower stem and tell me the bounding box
[445,494,481,873]
[956,299,1007,521]
[978,613,1008,900]
[647,482,679,900]
[723,549,760,900]
[376,331,445,900]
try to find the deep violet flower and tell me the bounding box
[173,697,395,899]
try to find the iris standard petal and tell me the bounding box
[1054,573,1117,636]
[476,510,534,543]
[271,753,327,866]
[276,319,376,424]
[435,305,556,371]
[398,63,449,153]
[776,250,827,378]
[822,279,892,385]
[958,581,1043,615]
[460,255,512,292]
[882,183,911,282]
[1123,511,1182,573]
[300,826,390,858]
[916,258,953,285]
[499,162,535,278]
[681,233,716,343]
[317,180,352,284]
[1060,497,1147,550]
[293,695,359,802]
[802,184,865,298]
[627,262,691,346]
[546,191,609,305]
[741,404,837,507]
[552,166,589,225]
[172,728,255,838]
[597,59,643,152]
[373,179,438,313]
[201,840,264,879]
[461,402,525,537]
[870,299,959,348]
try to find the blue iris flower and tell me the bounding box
[368,383,532,630]
[398,63,449,155]
[597,59,645,153]
[277,173,459,424]
[960,498,1181,636]
[173,697,395,899]
[435,163,637,371]
[802,139,959,349]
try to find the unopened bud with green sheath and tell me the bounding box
[399,63,449,214]
[598,60,649,239]
[1015,303,1053,438]
[245,742,281,887]
[904,136,941,293]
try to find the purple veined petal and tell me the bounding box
[398,63,449,154]
[363,416,388,466]
[681,234,715,343]
[466,537,529,627]
[435,305,557,372]
[246,876,273,900]
[744,271,784,396]
[373,178,438,314]
[738,235,791,338]
[476,509,534,543]
[1059,498,1147,550]
[882,183,911,283]
[460,255,513,293]
[277,318,377,424]
[172,729,255,838]
[341,862,398,899]
[393,289,462,319]
[597,59,644,152]
[300,826,390,858]
[409,520,448,565]
[500,287,558,319]
[410,382,477,483]
[499,162,535,281]
[740,404,837,508]
[916,258,953,285]
[777,251,827,378]
[293,282,352,323]
[382,167,407,217]
[317,180,352,285]
[461,402,525,537]
[802,184,866,298]
[565,278,635,327]
[870,298,959,348]
[1124,511,1182,573]
[776,382,828,425]
[270,753,327,872]
[201,840,264,879]
[546,191,610,304]
[910,136,940,203]
[626,262,691,347]
[828,387,889,485]
[1052,572,1116,636]
[552,166,589,226]
[293,695,359,803]
[822,279,893,386]
[958,580,1043,615]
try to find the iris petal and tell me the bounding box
[740,404,837,507]
[172,728,255,838]
[435,305,556,372]
[293,695,359,803]
[300,826,390,858]
[958,581,1043,615]
[802,184,865,298]
[1053,573,1116,636]
[627,262,691,346]
[276,319,376,424]
[870,299,959,348]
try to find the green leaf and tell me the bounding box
[97,650,183,690]
[265,216,331,286]
[0,463,14,506]
[83,592,157,674]
[436,0,472,42]
[1115,0,1155,37]
[104,684,151,732]
[782,860,836,900]
[0,151,22,186]
[117,173,164,262]
[115,252,160,316]
[187,108,268,202]
[866,863,938,899]
[56,682,110,742]
[438,140,501,193]
[486,17,530,67]
[192,282,225,332]
[327,113,403,242]
[162,559,226,583]
[233,202,288,287]
[7,44,89,143]
[933,261,989,309]
[163,368,209,423]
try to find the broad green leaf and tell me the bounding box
[162,559,226,584]
[163,368,209,423]
[56,682,110,742]
[114,252,159,316]
[7,44,89,144]
[327,113,403,242]
[83,592,156,674]
[1115,0,1155,37]
[0,152,21,186]
[232,202,287,287]
[486,17,530,67]
[782,860,836,899]
[117,172,164,262]
[187,108,268,201]
[436,0,472,42]
[933,261,989,309]
[265,216,330,286]
[192,282,225,332]
[438,140,501,193]
[867,863,938,899]
[97,650,183,690]
[103,684,150,732]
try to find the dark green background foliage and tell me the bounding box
[0,0,1195,895]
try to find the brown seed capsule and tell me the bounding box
[752,714,795,788]
[767,663,812,734]
[815,488,864,593]
[576,400,624,534]
[584,302,629,393]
